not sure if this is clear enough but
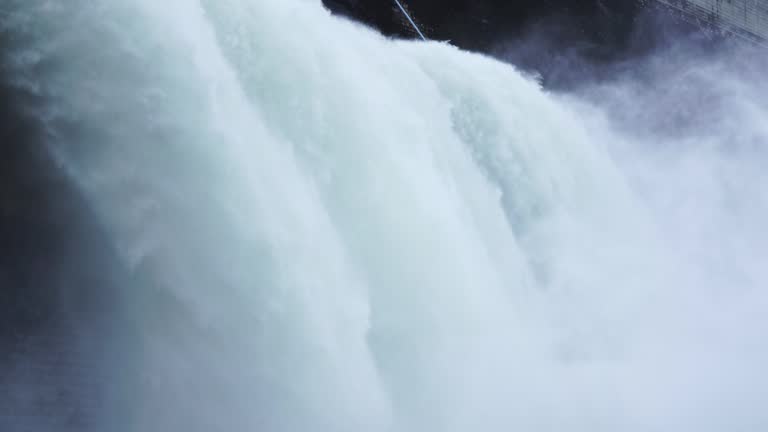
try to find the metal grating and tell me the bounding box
[654,0,768,44]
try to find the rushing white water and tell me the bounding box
[4,0,768,431]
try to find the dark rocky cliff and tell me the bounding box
[324,0,645,52]
[323,0,705,87]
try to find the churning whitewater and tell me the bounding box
[4,0,768,430]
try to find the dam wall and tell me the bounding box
[655,0,768,43]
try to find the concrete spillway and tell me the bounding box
[655,0,768,43]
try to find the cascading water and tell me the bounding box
[2,0,767,431]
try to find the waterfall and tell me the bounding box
[2,0,767,431]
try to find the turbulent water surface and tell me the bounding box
[2,0,767,431]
